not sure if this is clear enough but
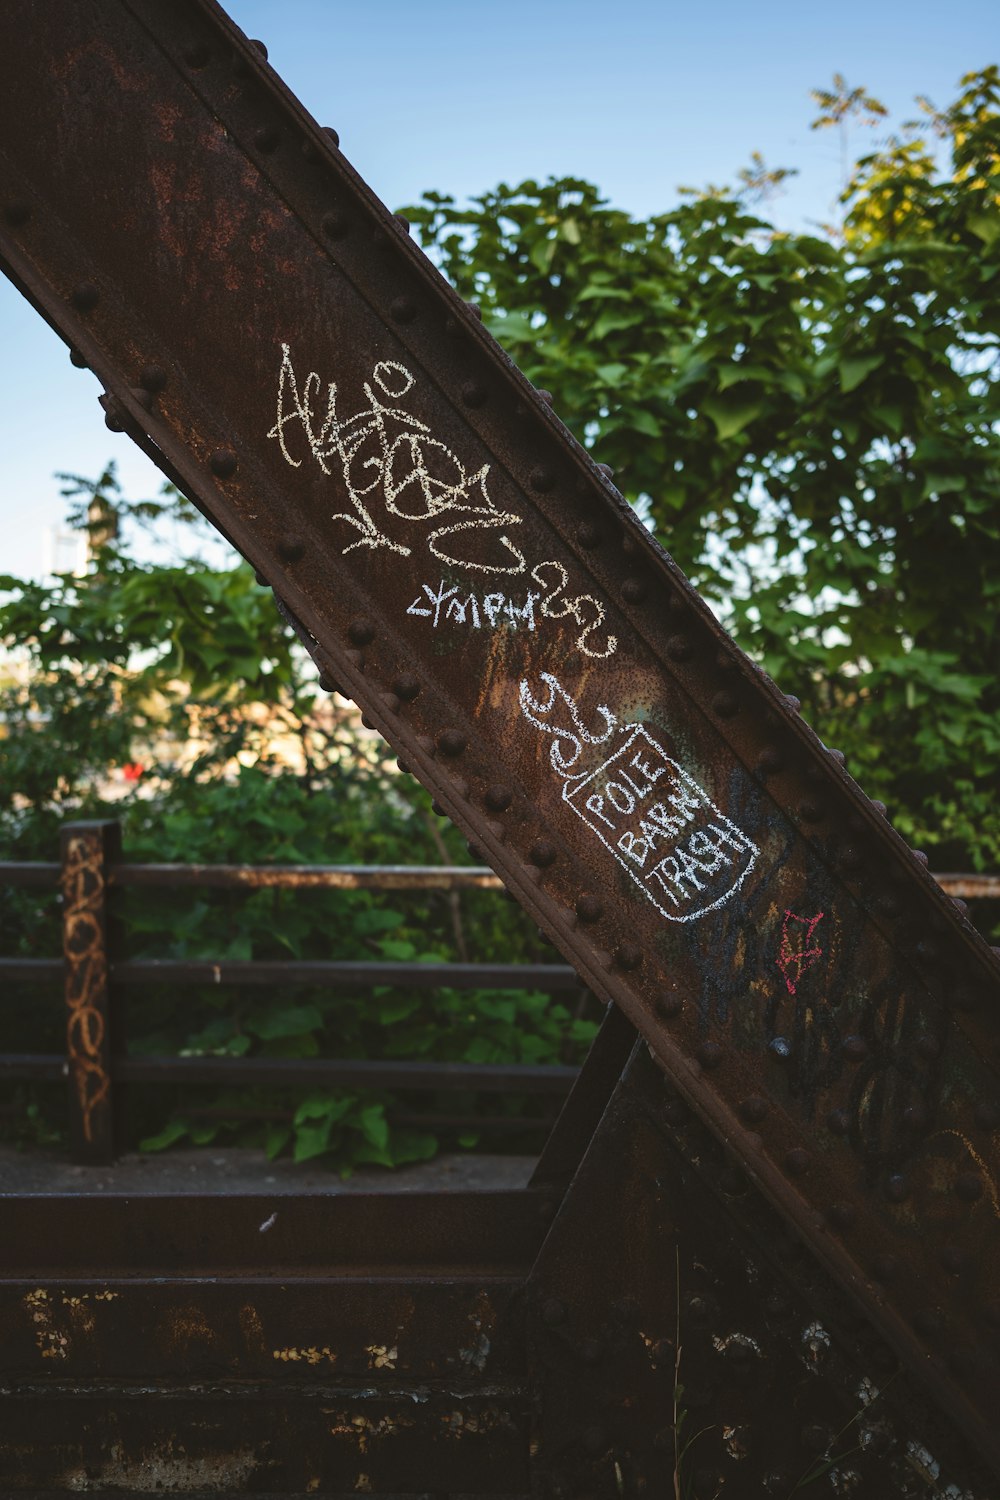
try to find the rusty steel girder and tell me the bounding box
[1,0,999,1489]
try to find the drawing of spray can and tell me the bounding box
[519,673,759,924]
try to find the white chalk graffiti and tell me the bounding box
[269,344,524,574]
[407,580,538,633]
[519,673,759,923]
[530,560,616,659]
[268,345,617,656]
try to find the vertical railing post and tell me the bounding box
[60,820,121,1163]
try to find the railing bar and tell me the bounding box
[0,1053,66,1079]
[0,1051,578,1091]
[0,862,61,886]
[116,1056,578,1091]
[0,959,64,980]
[108,959,578,989]
[0,862,993,896]
[934,874,1000,899]
[108,862,504,890]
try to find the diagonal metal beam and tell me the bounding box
[0,0,998,1470]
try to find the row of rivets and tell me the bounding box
[189,23,991,998]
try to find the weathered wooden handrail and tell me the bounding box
[0,820,584,1162]
[5,861,992,895]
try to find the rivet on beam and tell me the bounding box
[210,449,237,479]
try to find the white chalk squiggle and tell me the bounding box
[268,344,619,655]
[268,344,525,574]
[518,672,617,776]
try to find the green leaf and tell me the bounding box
[265,1125,292,1161]
[293,1122,333,1163]
[140,1119,190,1153]
[248,1004,324,1041]
[838,353,883,393]
[701,394,763,440]
[595,362,628,388]
[968,212,1000,249]
[358,1104,390,1152]
[628,409,662,438]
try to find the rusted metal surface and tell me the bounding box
[2,1391,530,1495]
[528,1039,997,1497]
[0,1278,524,1381]
[1,0,999,1487]
[2,1189,553,1275]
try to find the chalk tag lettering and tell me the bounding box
[520,673,759,924]
[564,727,758,922]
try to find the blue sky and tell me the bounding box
[1,0,995,579]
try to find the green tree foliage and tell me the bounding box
[0,471,593,1165]
[405,68,1000,871]
[2,71,998,1163]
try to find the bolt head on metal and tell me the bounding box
[655,990,683,1019]
[435,728,466,757]
[740,1095,768,1123]
[616,942,643,970]
[103,398,125,432]
[529,838,557,867]
[347,618,375,646]
[390,296,417,323]
[757,746,785,774]
[461,380,487,408]
[484,784,512,812]
[71,283,99,312]
[139,364,166,392]
[576,894,603,924]
[210,448,237,478]
[322,211,349,239]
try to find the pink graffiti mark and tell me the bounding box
[777,910,825,995]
